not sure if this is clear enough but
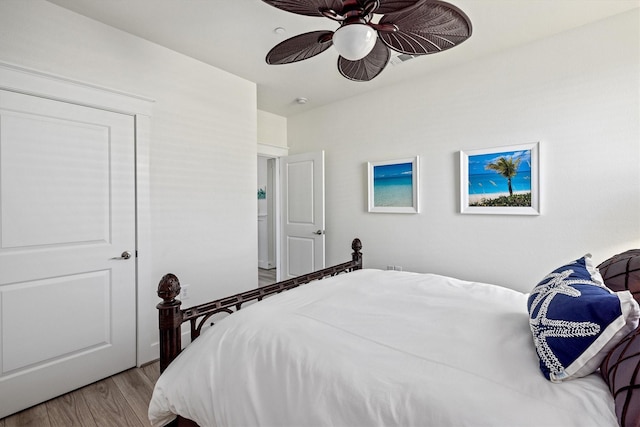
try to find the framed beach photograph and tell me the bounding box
[460,142,539,215]
[368,157,419,213]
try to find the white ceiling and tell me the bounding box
[46,0,639,117]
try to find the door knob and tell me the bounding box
[112,251,132,260]
[313,230,325,235]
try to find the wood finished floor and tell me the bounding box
[258,267,276,287]
[0,361,160,426]
[1,269,275,426]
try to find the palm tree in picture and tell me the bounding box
[485,156,521,196]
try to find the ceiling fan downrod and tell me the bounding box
[320,0,381,23]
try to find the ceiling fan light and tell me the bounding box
[332,24,376,61]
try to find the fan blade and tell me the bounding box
[262,0,345,17]
[266,31,334,64]
[379,0,472,55]
[337,38,390,82]
[375,0,422,14]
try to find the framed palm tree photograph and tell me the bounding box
[460,142,540,215]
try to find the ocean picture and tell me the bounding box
[373,162,413,207]
[467,148,532,206]
[460,142,539,215]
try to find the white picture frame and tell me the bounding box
[460,142,540,215]
[368,157,419,214]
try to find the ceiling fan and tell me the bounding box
[262,0,472,82]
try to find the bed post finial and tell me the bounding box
[157,273,183,373]
[158,273,181,302]
[351,238,362,270]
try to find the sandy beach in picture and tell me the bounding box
[468,190,530,205]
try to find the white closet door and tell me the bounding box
[0,89,136,418]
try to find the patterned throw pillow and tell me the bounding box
[600,327,640,427]
[527,255,640,382]
[598,249,640,304]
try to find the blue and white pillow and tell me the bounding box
[527,254,640,382]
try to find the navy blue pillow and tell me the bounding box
[528,255,640,382]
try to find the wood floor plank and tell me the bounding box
[258,268,276,287]
[0,362,161,426]
[45,388,97,427]
[111,368,155,425]
[2,404,51,427]
[80,377,144,427]
[140,361,160,385]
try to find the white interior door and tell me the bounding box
[0,89,136,417]
[280,151,325,279]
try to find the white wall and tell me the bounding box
[258,110,288,148]
[0,0,258,363]
[288,10,640,293]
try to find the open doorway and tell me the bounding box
[258,156,277,286]
[256,150,325,285]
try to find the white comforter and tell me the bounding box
[149,269,617,427]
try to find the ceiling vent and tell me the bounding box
[389,52,417,66]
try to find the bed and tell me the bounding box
[149,239,640,427]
